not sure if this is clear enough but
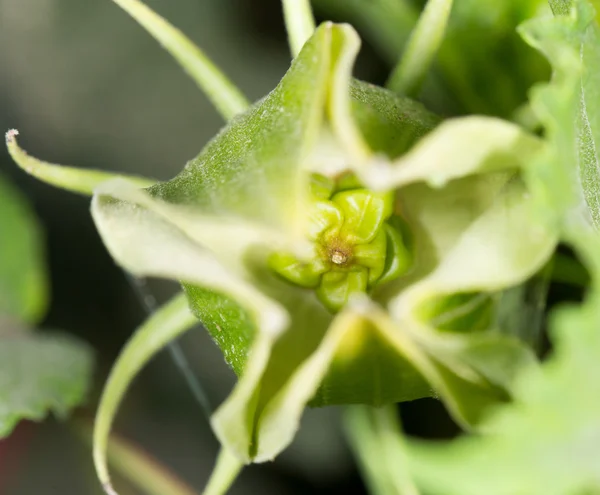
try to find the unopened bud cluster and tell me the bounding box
[269,174,412,311]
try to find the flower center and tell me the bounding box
[269,173,412,312]
[331,249,348,265]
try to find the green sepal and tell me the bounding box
[310,174,336,200]
[378,223,412,286]
[308,200,344,240]
[353,230,387,284]
[317,269,369,312]
[268,252,327,288]
[334,190,392,244]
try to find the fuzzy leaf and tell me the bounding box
[149,23,337,237]
[0,172,48,323]
[528,0,600,229]
[0,324,93,437]
[349,79,440,160]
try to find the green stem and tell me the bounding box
[344,406,420,495]
[93,293,198,495]
[202,448,244,495]
[111,0,249,121]
[281,0,316,57]
[312,0,418,65]
[386,0,454,97]
[6,129,154,196]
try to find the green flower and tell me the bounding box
[6,0,558,493]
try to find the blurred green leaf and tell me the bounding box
[344,406,419,495]
[408,288,600,495]
[0,171,48,323]
[436,0,550,116]
[560,0,600,227]
[316,0,550,117]
[404,4,600,494]
[0,326,93,438]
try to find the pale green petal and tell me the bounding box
[91,183,286,333]
[326,26,439,171]
[394,179,557,315]
[6,129,154,196]
[359,116,543,191]
[94,179,285,276]
[352,303,537,429]
[111,0,249,121]
[327,25,372,163]
[375,179,556,428]
[211,276,332,462]
[243,310,363,462]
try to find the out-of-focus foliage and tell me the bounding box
[0,172,47,323]
[0,326,93,438]
[0,173,92,438]
[396,3,600,495]
[314,0,551,117]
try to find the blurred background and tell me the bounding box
[0,0,550,493]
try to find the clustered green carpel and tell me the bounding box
[269,174,412,311]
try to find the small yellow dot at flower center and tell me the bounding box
[331,250,348,265]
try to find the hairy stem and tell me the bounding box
[111,0,249,121]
